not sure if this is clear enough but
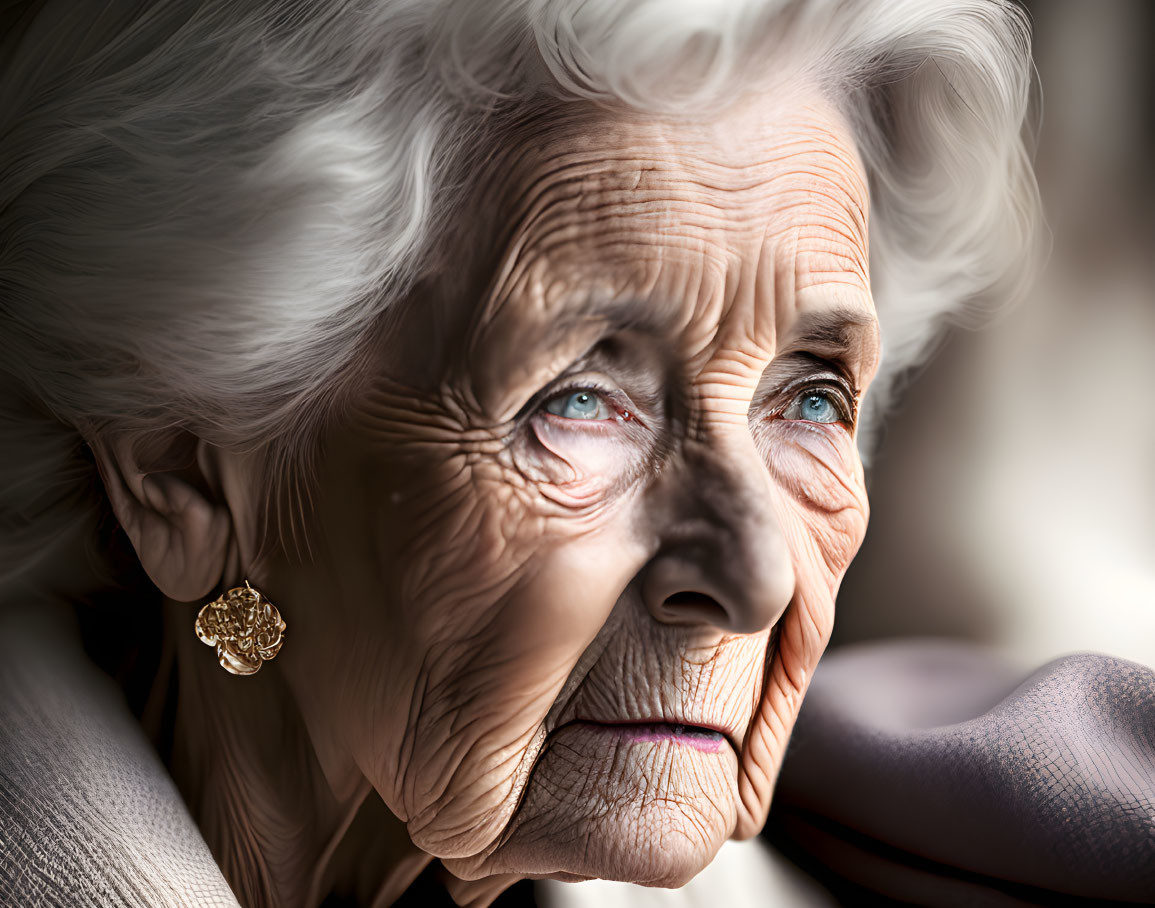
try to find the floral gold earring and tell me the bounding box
[195,581,286,675]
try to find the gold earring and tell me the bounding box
[195,580,286,676]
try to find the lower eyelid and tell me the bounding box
[764,407,851,433]
[755,416,855,464]
[539,410,621,432]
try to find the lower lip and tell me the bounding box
[574,721,727,753]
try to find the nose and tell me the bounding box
[640,438,794,635]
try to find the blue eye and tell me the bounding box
[784,388,847,424]
[545,388,614,420]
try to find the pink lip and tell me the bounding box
[567,720,729,753]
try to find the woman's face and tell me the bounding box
[267,89,878,887]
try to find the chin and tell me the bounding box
[505,797,733,888]
[448,731,740,887]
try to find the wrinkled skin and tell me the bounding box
[99,88,879,903]
[262,89,878,893]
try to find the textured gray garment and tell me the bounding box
[0,601,240,908]
[775,640,1155,904]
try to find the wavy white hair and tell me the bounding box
[0,0,1038,599]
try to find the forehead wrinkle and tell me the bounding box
[519,150,867,311]
[694,234,874,401]
[486,100,868,257]
[548,153,866,243]
[478,101,868,280]
[463,90,873,416]
[485,171,866,378]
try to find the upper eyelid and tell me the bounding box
[520,373,630,424]
[541,374,623,408]
[770,350,860,394]
[547,373,619,395]
[773,371,857,405]
[765,374,858,424]
[790,350,861,392]
[776,370,850,395]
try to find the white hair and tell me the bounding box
[0,0,1038,599]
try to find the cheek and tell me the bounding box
[384,469,651,856]
[761,420,869,583]
[733,419,868,838]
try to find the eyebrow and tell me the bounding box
[544,294,674,339]
[784,306,878,351]
[563,294,878,344]
[525,296,879,388]
[775,306,881,387]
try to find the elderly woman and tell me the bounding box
[0,0,1044,905]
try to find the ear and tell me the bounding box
[88,430,234,602]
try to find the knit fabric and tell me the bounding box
[0,602,240,908]
[777,640,1155,903]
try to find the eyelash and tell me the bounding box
[775,379,857,427]
[530,373,856,429]
[535,379,637,424]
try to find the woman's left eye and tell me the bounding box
[782,388,849,425]
[544,389,614,420]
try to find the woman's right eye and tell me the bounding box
[544,389,614,421]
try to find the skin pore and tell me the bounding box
[108,87,880,906]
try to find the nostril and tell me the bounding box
[664,592,710,608]
[660,591,730,625]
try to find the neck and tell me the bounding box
[153,597,428,907]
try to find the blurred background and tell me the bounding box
[835,0,1155,669]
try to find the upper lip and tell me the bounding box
[562,715,740,753]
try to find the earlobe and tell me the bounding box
[88,432,233,602]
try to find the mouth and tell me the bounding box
[561,718,733,754]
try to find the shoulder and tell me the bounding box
[0,601,240,908]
